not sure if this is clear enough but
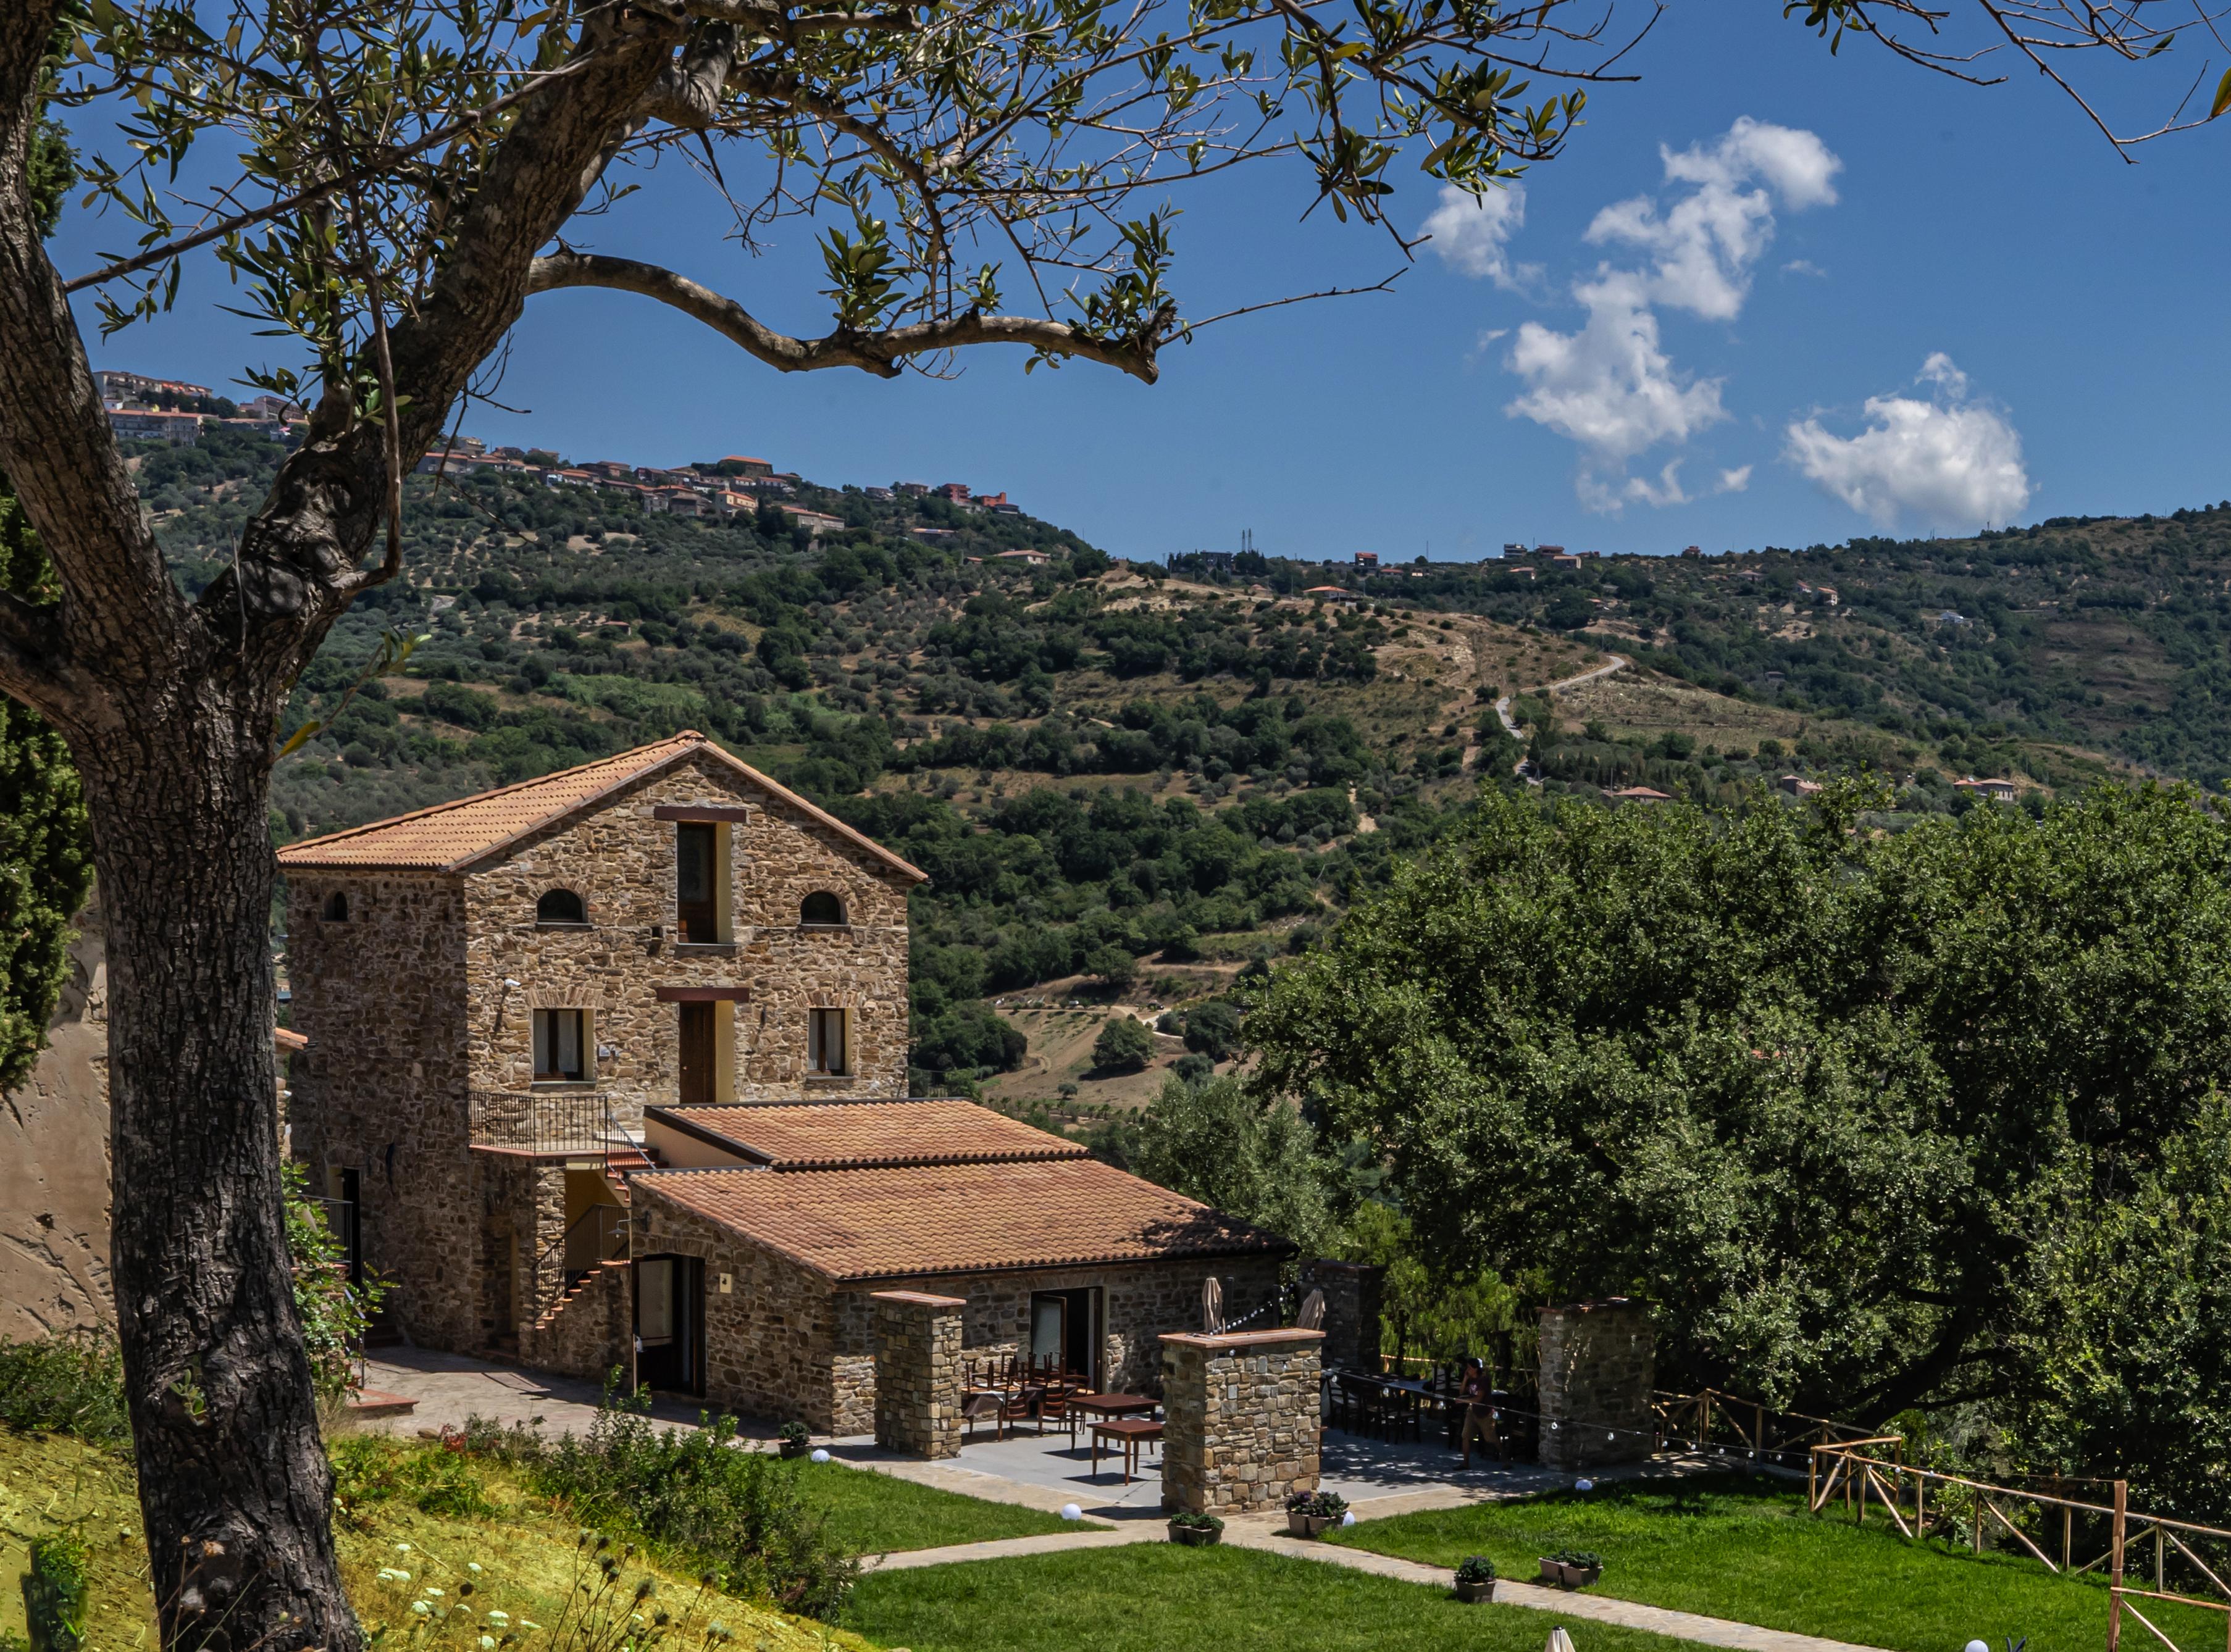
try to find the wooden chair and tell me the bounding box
[1000,1383,1046,1437]
[1038,1380,1079,1430]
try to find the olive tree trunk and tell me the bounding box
[78,684,358,1651]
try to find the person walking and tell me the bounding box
[1457,1356,1499,1467]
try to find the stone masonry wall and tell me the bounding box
[464,753,913,1115]
[283,871,479,1347]
[871,1291,965,1458]
[1159,1329,1323,1514]
[832,1254,1285,1398]
[1301,1260,1384,1374]
[631,1186,849,1431]
[1536,1297,1655,1472]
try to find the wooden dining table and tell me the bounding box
[1090,1417,1164,1483]
[1065,1390,1158,1447]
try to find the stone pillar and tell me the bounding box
[871,1290,966,1459]
[1159,1327,1323,1514]
[1302,1261,1384,1374]
[1536,1298,1654,1472]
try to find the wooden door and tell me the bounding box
[678,1002,714,1104]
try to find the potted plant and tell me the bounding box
[1453,1556,1497,1604]
[1168,1511,1225,1547]
[1536,1549,1603,1588]
[778,1421,811,1459]
[1285,1490,1348,1538]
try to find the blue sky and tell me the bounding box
[52,8,2231,561]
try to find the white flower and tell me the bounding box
[411,1602,430,1617]
[481,1637,496,1648]
[422,1588,446,1598]
[467,1562,483,1575]
[396,1543,413,1553]
[487,1612,511,1625]
[520,1622,542,1633]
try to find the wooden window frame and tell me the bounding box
[533,1007,592,1083]
[807,1006,850,1076]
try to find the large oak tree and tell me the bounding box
[0,0,2206,1648]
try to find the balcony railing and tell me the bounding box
[470,1089,640,1155]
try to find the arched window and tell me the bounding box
[537,888,588,925]
[799,891,847,927]
[322,891,350,923]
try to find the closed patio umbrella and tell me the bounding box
[1202,1275,1224,1333]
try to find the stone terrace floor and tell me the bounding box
[826,1417,1572,1522]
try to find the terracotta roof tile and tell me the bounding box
[275,733,924,880]
[652,1099,1089,1171]
[635,1158,1291,1281]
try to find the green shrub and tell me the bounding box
[1454,1554,1496,1585]
[329,1435,493,1522]
[25,1533,87,1652]
[0,1332,128,1448]
[498,1380,858,1619]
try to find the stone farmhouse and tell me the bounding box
[278,732,1287,1431]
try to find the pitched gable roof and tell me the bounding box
[635,1157,1291,1282]
[650,1099,1091,1172]
[276,732,925,880]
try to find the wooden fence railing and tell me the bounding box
[1809,1445,2231,1652]
[1651,1387,1891,1471]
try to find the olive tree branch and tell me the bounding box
[524,247,1170,378]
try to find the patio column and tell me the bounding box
[1159,1327,1324,1515]
[1536,1297,1654,1472]
[871,1290,966,1459]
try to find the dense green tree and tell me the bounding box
[1133,1075,1341,1258]
[1090,1015,1155,1073]
[1246,782,2231,1510]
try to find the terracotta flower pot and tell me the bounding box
[1168,1521,1221,1546]
[1454,1579,1494,1604]
[779,1439,810,1459]
[1289,1511,1333,1538]
[1538,1558,1601,1588]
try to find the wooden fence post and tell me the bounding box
[1809,1450,1817,1510]
[1973,1493,1983,1555]
[2109,1479,2127,1652]
[2064,1504,2072,1572]
[1916,1471,1926,1540]
[2156,1525,2166,1592]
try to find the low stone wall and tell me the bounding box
[1159,1327,1323,1514]
[1301,1260,1384,1374]
[871,1290,965,1458]
[1536,1298,1654,1472]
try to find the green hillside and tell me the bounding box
[129,426,2231,1104]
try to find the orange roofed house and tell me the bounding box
[278,733,1288,1430]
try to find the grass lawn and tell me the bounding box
[797,1459,1073,1553]
[849,1543,1712,1652]
[1329,1473,2225,1652]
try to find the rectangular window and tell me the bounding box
[676,823,719,943]
[808,1007,848,1076]
[534,1008,588,1082]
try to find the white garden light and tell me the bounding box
[810,1448,831,1463]
[1061,1503,1083,1521]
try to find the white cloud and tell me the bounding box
[1420,183,1530,287]
[1716,465,1753,494]
[1584,117,1841,320]
[1506,272,1725,465]
[1783,356,2030,529]
[1781,259,1825,278]
[1502,117,1840,511]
